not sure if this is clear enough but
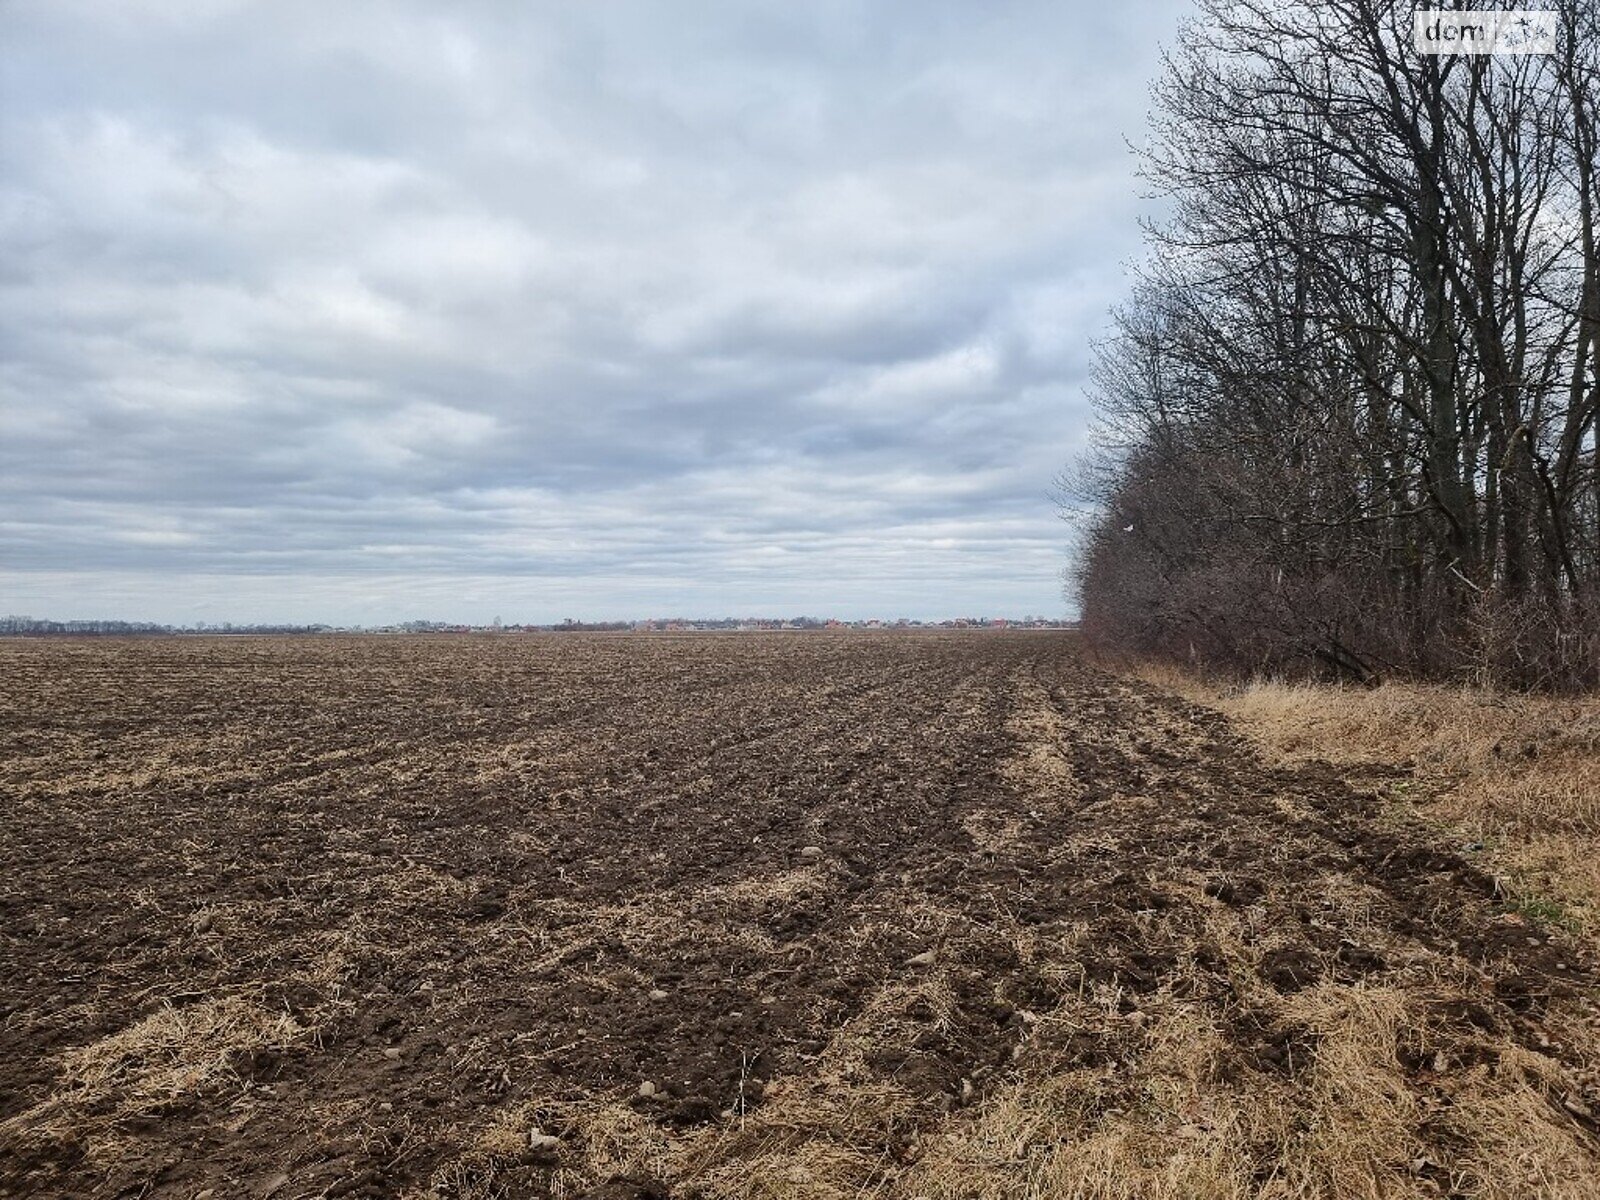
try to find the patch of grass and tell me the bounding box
[1508,892,1582,933]
[0,994,310,1163]
[1136,664,1600,926]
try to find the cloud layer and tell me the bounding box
[0,0,1185,623]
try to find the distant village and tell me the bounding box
[1,614,1075,637]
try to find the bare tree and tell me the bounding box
[1074,0,1600,688]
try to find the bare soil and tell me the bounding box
[2,633,1597,1198]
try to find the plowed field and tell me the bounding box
[3,634,1598,1198]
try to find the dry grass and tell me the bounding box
[876,977,1600,1200]
[1137,664,1600,927]
[0,995,306,1163]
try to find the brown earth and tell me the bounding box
[2,633,1598,1198]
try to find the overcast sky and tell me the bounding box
[1,0,1188,625]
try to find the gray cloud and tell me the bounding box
[0,0,1188,623]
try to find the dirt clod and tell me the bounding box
[1259,946,1321,993]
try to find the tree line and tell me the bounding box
[1072,0,1600,688]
